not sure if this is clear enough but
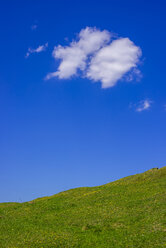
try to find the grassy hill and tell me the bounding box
[0,167,166,248]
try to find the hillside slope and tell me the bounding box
[0,167,166,247]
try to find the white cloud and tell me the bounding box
[46,27,110,80]
[46,27,142,88]
[87,38,141,88]
[136,100,152,112]
[26,42,48,58]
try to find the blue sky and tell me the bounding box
[0,0,166,202]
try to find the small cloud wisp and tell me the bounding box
[26,42,48,58]
[136,100,152,112]
[31,24,38,30]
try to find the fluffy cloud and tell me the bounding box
[136,100,152,112]
[46,27,142,88]
[26,42,48,58]
[46,27,110,80]
[87,38,141,88]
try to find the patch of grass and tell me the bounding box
[0,167,166,247]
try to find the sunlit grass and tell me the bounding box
[0,167,166,247]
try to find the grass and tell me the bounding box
[0,166,166,247]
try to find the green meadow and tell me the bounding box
[0,167,166,247]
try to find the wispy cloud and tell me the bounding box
[25,42,48,58]
[124,68,142,82]
[31,24,38,30]
[46,27,142,88]
[136,100,152,112]
[164,104,166,111]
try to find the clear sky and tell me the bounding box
[0,0,166,202]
